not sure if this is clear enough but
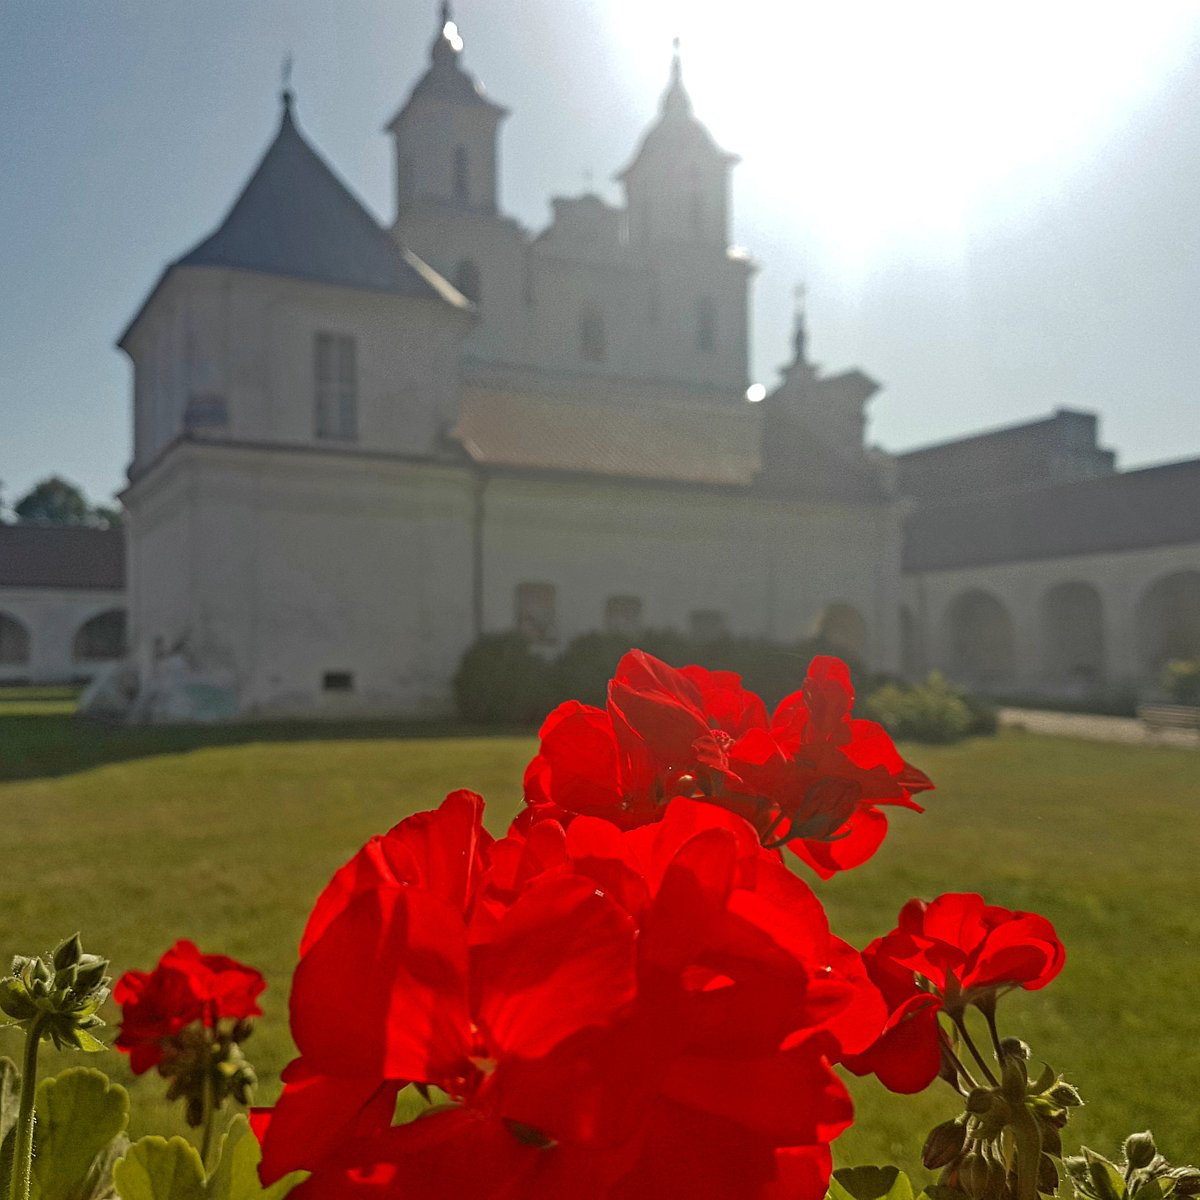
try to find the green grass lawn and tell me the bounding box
[1,696,1197,1177]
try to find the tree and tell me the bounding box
[13,476,116,526]
[15,477,90,525]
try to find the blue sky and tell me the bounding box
[3,1,1200,508]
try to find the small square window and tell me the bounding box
[605,595,643,637]
[689,609,728,643]
[322,671,355,692]
[515,583,558,646]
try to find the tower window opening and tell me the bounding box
[580,308,607,363]
[697,296,716,353]
[689,191,705,240]
[453,145,470,203]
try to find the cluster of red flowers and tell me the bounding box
[114,939,265,1073]
[113,651,1065,1199]
[523,652,933,876]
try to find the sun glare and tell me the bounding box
[611,0,1199,264]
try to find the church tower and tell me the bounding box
[387,3,508,219]
[618,42,738,251]
[388,4,527,365]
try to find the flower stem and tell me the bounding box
[199,1064,216,1169]
[10,1017,45,1200]
[982,1003,1006,1064]
[937,1023,979,1092]
[952,1013,999,1087]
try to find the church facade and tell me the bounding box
[113,10,901,718]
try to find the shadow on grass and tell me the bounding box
[0,706,534,784]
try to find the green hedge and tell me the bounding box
[454,629,864,724]
[861,672,980,744]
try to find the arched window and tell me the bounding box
[1136,570,1200,679]
[73,610,127,662]
[1040,582,1105,693]
[453,145,470,202]
[580,308,607,363]
[943,589,1015,688]
[697,296,716,352]
[454,259,481,304]
[0,613,31,666]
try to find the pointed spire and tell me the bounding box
[279,53,295,123]
[662,37,692,117]
[792,282,809,364]
[432,0,464,62]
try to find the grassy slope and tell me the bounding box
[0,703,1196,1174]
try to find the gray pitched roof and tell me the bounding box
[904,457,1200,571]
[0,526,125,590]
[175,97,468,306]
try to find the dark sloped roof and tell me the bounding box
[904,457,1200,571]
[176,98,468,306]
[0,526,126,590]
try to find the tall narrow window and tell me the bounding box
[455,259,481,304]
[314,333,357,440]
[515,583,558,645]
[453,145,470,202]
[697,296,716,352]
[580,307,607,363]
[605,595,643,637]
[689,191,705,240]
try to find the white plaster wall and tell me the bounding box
[0,588,126,684]
[480,475,899,671]
[125,442,476,718]
[902,539,1200,694]
[123,269,468,472]
[391,101,501,216]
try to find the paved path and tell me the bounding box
[998,707,1200,749]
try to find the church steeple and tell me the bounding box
[617,41,739,249]
[662,37,691,117]
[387,2,509,220]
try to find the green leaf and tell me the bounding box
[832,1166,915,1200]
[113,1138,207,1200]
[0,1057,20,1200]
[31,1068,130,1200]
[204,1115,305,1200]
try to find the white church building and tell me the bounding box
[113,9,900,718]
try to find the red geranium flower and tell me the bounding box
[113,940,264,1074]
[843,893,1065,1094]
[260,794,882,1198]
[524,650,932,876]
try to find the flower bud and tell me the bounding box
[1039,1155,1060,1193]
[1168,1167,1200,1196]
[1124,1132,1158,1171]
[966,1087,995,1114]
[1000,1037,1031,1061]
[1050,1081,1084,1108]
[958,1151,991,1200]
[52,934,83,972]
[923,1117,969,1170]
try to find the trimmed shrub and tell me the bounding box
[862,672,976,744]
[452,632,556,725]
[1163,660,1200,707]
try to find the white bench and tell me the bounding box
[1137,704,1200,735]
